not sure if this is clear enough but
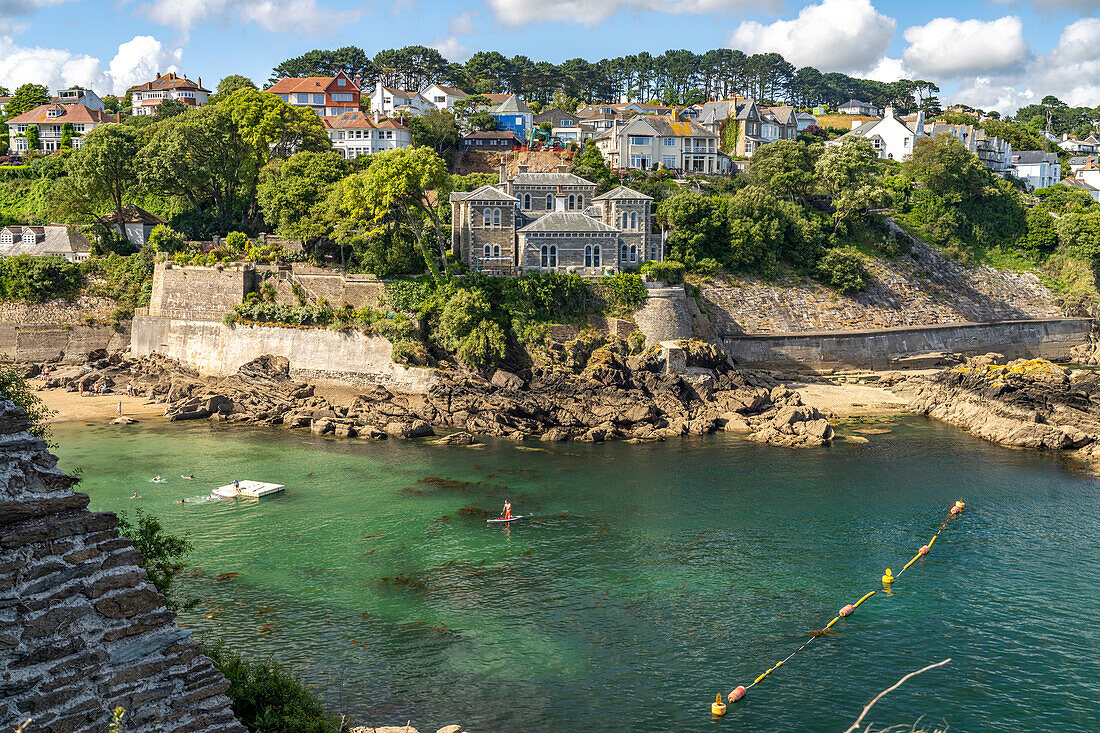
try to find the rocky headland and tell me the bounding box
[34,337,835,448]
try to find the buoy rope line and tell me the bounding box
[711,500,967,716]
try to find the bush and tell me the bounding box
[816,247,870,294]
[439,288,492,348]
[639,260,685,284]
[457,320,507,370]
[0,254,82,302]
[0,361,54,441]
[80,249,156,321]
[116,509,193,613]
[202,641,348,733]
[225,231,249,254]
[384,280,432,314]
[596,272,647,315]
[148,224,186,253]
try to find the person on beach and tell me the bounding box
[501,499,513,520]
[117,402,122,416]
[79,383,84,397]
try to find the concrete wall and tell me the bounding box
[0,321,129,363]
[720,318,1092,371]
[132,315,437,392]
[278,266,387,310]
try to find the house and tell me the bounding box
[594,111,720,173]
[759,106,800,143]
[266,72,360,117]
[795,111,818,132]
[1068,156,1092,174]
[699,98,765,157]
[1073,156,1100,190]
[1059,134,1100,155]
[367,83,432,117]
[449,166,659,276]
[552,122,596,144]
[576,109,631,132]
[52,88,105,111]
[0,225,91,262]
[5,104,118,153]
[490,95,533,140]
[99,204,167,246]
[323,111,413,158]
[421,83,467,112]
[834,106,925,162]
[0,97,10,115]
[459,130,523,151]
[838,99,882,117]
[1059,175,1100,202]
[926,122,1013,175]
[534,108,581,129]
[1010,151,1061,190]
[127,73,210,116]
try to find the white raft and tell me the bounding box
[212,480,285,499]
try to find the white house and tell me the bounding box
[1060,134,1100,155]
[322,111,413,159]
[1010,151,1061,190]
[368,83,432,117]
[127,73,210,116]
[421,83,467,112]
[5,103,117,153]
[52,88,104,111]
[100,204,167,246]
[835,107,925,161]
[927,122,1013,176]
[594,111,719,173]
[1074,157,1100,190]
[0,225,91,262]
[838,99,882,116]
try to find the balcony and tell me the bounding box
[686,146,715,154]
[473,257,516,276]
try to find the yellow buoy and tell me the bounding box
[712,693,727,716]
[882,568,894,584]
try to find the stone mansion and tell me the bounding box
[449,166,660,276]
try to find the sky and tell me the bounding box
[0,0,1098,114]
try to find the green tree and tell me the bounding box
[568,145,613,192]
[116,509,193,612]
[1020,208,1058,256]
[334,147,451,279]
[655,191,731,264]
[59,122,74,149]
[0,361,55,441]
[5,83,50,117]
[1058,208,1100,262]
[903,134,990,204]
[50,124,139,237]
[218,87,330,161]
[257,150,348,248]
[407,110,460,153]
[24,126,40,151]
[147,224,186,253]
[215,75,256,99]
[153,98,189,119]
[815,138,887,233]
[440,287,492,348]
[749,139,817,203]
[817,247,870,293]
[466,112,497,132]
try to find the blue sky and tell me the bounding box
[2,0,1098,113]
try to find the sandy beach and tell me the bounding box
[787,379,909,417]
[35,385,169,424]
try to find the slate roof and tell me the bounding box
[0,225,91,257]
[627,114,716,138]
[518,212,619,234]
[492,95,532,115]
[511,172,596,187]
[425,84,466,97]
[100,204,167,226]
[1069,156,1091,167]
[449,185,519,203]
[1012,151,1058,165]
[1061,176,1099,192]
[699,99,755,125]
[592,185,652,201]
[462,130,522,141]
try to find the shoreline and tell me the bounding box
[35,385,170,425]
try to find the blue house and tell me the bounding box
[490,95,533,141]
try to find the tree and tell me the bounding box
[1020,208,1058,256]
[466,112,497,132]
[815,138,887,233]
[407,110,460,153]
[116,509,193,612]
[153,98,189,119]
[100,94,123,113]
[60,122,74,149]
[24,126,40,151]
[903,134,990,204]
[0,362,54,441]
[334,147,451,279]
[50,124,138,236]
[655,191,731,264]
[216,75,256,97]
[5,84,49,117]
[257,150,349,247]
[569,145,613,191]
[218,87,329,161]
[147,224,186,253]
[749,140,817,203]
[271,46,374,84]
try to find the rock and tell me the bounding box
[490,369,525,391]
[540,427,571,442]
[310,418,334,435]
[111,416,138,425]
[334,423,355,439]
[720,413,752,432]
[437,726,464,733]
[845,435,870,444]
[385,420,434,439]
[349,728,420,733]
[356,426,388,440]
[432,431,478,445]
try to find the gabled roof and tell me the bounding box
[511,172,596,187]
[100,204,167,226]
[424,83,466,97]
[266,73,356,95]
[127,72,210,94]
[699,99,757,125]
[518,212,618,234]
[5,103,117,125]
[322,112,409,131]
[1012,151,1057,165]
[839,99,877,109]
[492,95,532,115]
[450,185,519,203]
[619,114,716,138]
[0,224,91,257]
[761,106,797,125]
[481,94,513,104]
[533,108,580,125]
[1061,176,1099,192]
[593,185,652,201]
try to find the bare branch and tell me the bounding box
[844,658,951,733]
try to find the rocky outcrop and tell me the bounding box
[898,355,1100,462]
[0,397,245,732]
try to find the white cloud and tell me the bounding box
[139,0,357,35]
[0,33,181,95]
[902,16,1029,78]
[0,0,70,19]
[432,36,470,62]
[488,0,774,27]
[728,0,896,73]
[951,78,1035,113]
[449,10,477,36]
[864,56,907,82]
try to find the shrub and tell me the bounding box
[116,509,193,613]
[817,247,870,294]
[458,320,507,370]
[225,231,249,254]
[596,272,647,315]
[439,288,492,348]
[383,280,432,314]
[0,361,54,440]
[0,254,82,302]
[639,260,685,284]
[148,224,186,253]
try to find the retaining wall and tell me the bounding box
[719,318,1092,371]
[132,316,437,392]
[0,322,130,363]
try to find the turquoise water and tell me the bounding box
[54,418,1100,732]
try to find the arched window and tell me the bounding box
[629,245,637,262]
[482,208,491,226]
[584,245,592,268]
[630,212,638,230]
[577,195,584,209]
[493,208,501,226]
[483,245,491,258]
[493,245,501,258]
[621,244,628,262]
[592,245,601,267]
[540,245,549,268]
[549,245,557,267]
[523,193,531,209]
[546,194,553,210]
[621,211,629,230]
[568,194,575,210]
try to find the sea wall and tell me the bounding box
[132,315,437,392]
[720,318,1092,371]
[148,263,255,321]
[0,296,130,363]
[0,397,245,732]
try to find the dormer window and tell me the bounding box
[22,231,36,246]
[337,78,346,86]
[47,108,62,118]
[0,232,12,245]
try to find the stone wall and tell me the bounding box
[0,322,130,363]
[276,266,387,310]
[132,316,438,393]
[720,318,1092,371]
[703,240,1066,335]
[148,264,255,321]
[0,398,245,733]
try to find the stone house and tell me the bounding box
[450,167,659,276]
[0,224,92,261]
[100,204,167,246]
[699,98,765,157]
[593,111,719,173]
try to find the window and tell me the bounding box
[584,245,592,268]
[650,245,658,260]
[296,94,309,104]
[22,231,35,245]
[280,94,289,102]
[592,245,601,267]
[621,244,628,262]
[435,96,445,103]
[483,208,491,226]
[333,93,353,102]
[546,194,553,209]
[629,135,652,146]
[560,119,574,127]
[663,137,676,146]
[523,193,531,209]
[179,91,194,98]
[577,195,583,208]
[630,245,637,262]
[484,245,491,258]
[493,208,501,226]
[621,212,628,229]
[568,194,575,210]
[629,155,652,170]
[549,245,557,267]
[662,155,677,169]
[515,116,523,125]
[338,78,346,86]
[493,245,501,258]
[313,94,324,105]
[0,233,11,245]
[630,212,637,230]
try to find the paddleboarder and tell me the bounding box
[501,499,513,521]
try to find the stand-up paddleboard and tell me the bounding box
[487,515,523,523]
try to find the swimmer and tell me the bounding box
[153,476,164,483]
[181,473,195,480]
[130,492,141,499]
[175,498,187,504]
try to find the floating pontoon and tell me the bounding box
[212,481,285,499]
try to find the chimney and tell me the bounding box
[197,77,201,88]
[556,164,568,173]
[518,164,529,173]
[354,74,362,89]
[884,106,895,119]
[373,109,380,124]
[499,161,507,185]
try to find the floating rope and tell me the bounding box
[714,500,967,714]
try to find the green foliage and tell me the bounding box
[116,509,193,612]
[568,145,614,193]
[0,255,82,302]
[1057,208,1100,263]
[457,320,507,369]
[596,272,647,315]
[816,247,870,294]
[383,279,433,314]
[51,124,139,235]
[407,110,460,153]
[60,122,74,149]
[216,75,257,97]
[656,191,731,264]
[257,151,348,247]
[24,126,39,151]
[749,139,817,202]
[202,641,348,733]
[5,83,50,117]
[225,231,249,253]
[439,288,493,348]
[1019,208,1058,256]
[148,224,186,253]
[80,249,156,322]
[0,362,54,440]
[639,259,685,284]
[229,300,335,327]
[500,272,589,322]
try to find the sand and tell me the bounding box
[787,380,909,417]
[35,386,169,425]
